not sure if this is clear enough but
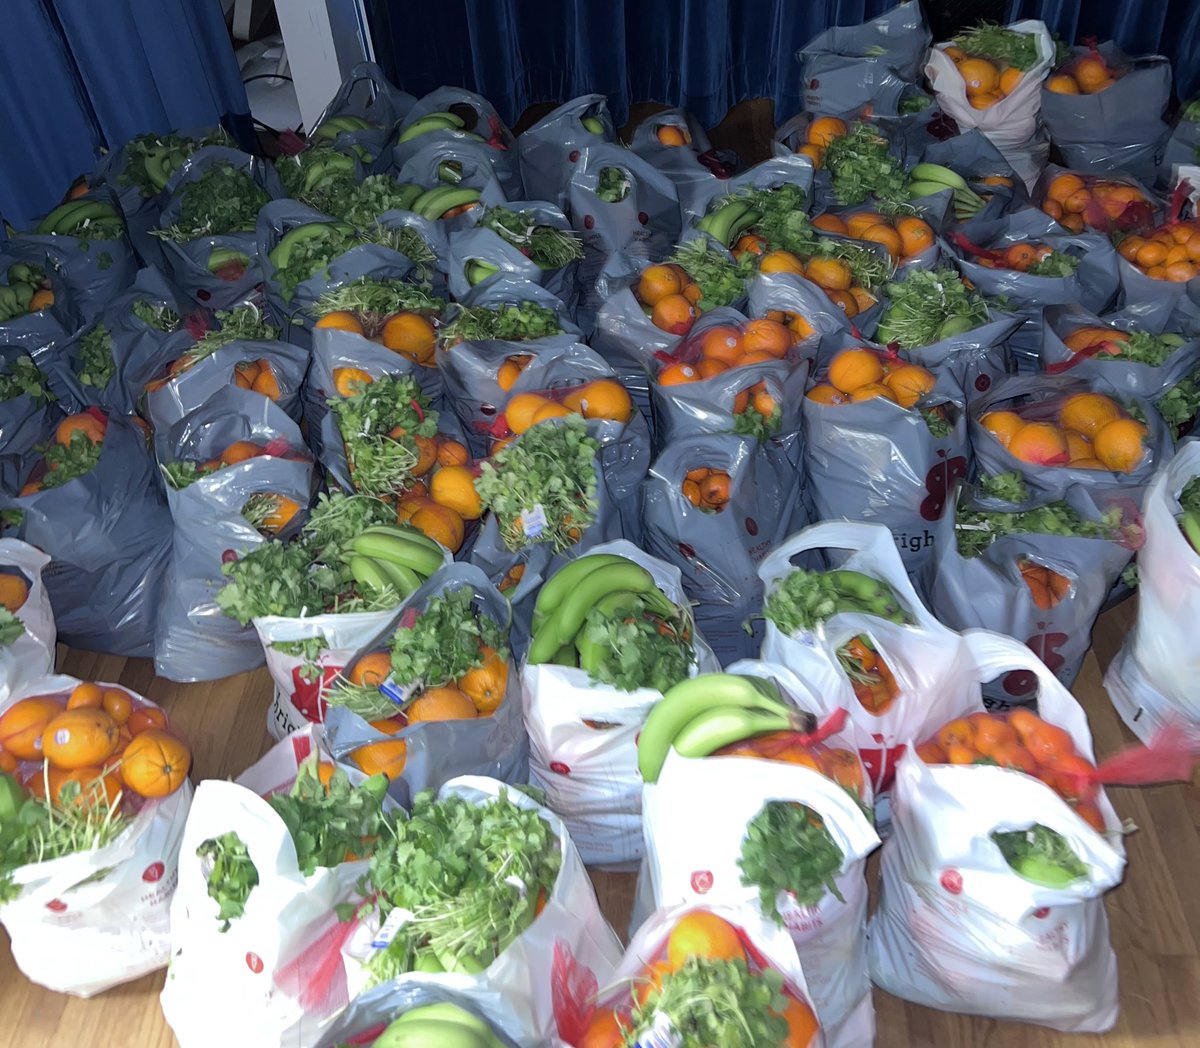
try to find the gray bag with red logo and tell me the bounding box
[519,94,618,210]
[629,108,732,225]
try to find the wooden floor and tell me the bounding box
[2,599,1198,1048]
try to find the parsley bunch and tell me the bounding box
[155,163,269,242]
[739,802,846,919]
[0,609,24,646]
[40,431,103,488]
[669,240,753,309]
[311,279,443,336]
[388,588,505,689]
[1026,251,1080,278]
[76,323,115,389]
[954,23,1040,71]
[579,597,694,692]
[596,167,630,203]
[119,130,229,197]
[438,302,562,346]
[478,208,583,269]
[824,122,909,208]
[875,268,990,348]
[0,356,51,403]
[275,226,360,302]
[130,298,180,332]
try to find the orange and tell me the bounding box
[409,501,465,552]
[127,707,168,736]
[637,264,684,306]
[1059,392,1121,438]
[826,290,858,317]
[944,45,966,62]
[1004,243,1039,271]
[1165,261,1198,282]
[697,325,744,364]
[681,282,703,305]
[530,401,573,427]
[658,361,700,386]
[436,438,470,467]
[405,686,478,722]
[981,409,1033,448]
[883,364,935,408]
[410,434,438,477]
[665,911,745,971]
[804,257,852,291]
[656,124,689,147]
[696,358,728,379]
[848,286,876,312]
[568,379,633,422]
[0,697,64,761]
[896,216,935,258]
[828,348,884,393]
[578,1008,625,1048]
[1043,199,1065,221]
[351,738,407,779]
[650,293,697,335]
[1136,241,1168,268]
[1074,57,1112,93]
[740,318,792,357]
[807,116,848,148]
[1008,422,1069,465]
[846,211,886,238]
[1092,418,1148,472]
[41,709,120,770]
[811,213,848,235]
[682,477,703,506]
[29,289,54,311]
[220,440,261,467]
[381,313,436,364]
[733,233,768,258]
[333,367,372,397]
[776,996,821,1047]
[1047,74,1080,94]
[786,311,817,340]
[1046,173,1085,205]
[806,383,845,405]
[251,365,282,400]
[848,382,895,402]
[28,763,123,809]
[314,310,365,334]
[56,414,106,447]
[1065,430,1093,462]
[505,392,552,434]
[101,688,132,727]
[999,66,1023,95]
[496,355,530,392]
[700,471,731,508]
[1062,188,1092,214]
[969,91,1002,109]
[859,223,903,261]
[958,58,1000,95]
[66,682,104,710]
[348,652,392,687]
[751,387,777,417]
[457,647,508,714]
[796,144,825,168]
[430,465,483,520]
[758,250,806,276]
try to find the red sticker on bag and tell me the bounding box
[143,862,165,883]
[245,952,264,974]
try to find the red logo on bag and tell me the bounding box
[638,211,649,225]
[45,899,66,913]
[142,862,165,883]
[858,741,907,793]
[920,449,968,522]
[690,870,714,894]
[569,150,581,163]
[975,374,992,392]
[677,541,696,560]
[745,517,759,536]
[583,215,595,230]
[289,664,341,723]
[1034,907,1050,919]
[245,952,264,974]
[1029,629,1067,674]
[940,869,963,895]
[550,761,571,776]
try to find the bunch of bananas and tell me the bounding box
[134,139,193,193]
[266,221,356,270]
[343,523,447,601]
[1181,508,1200,554]
[637,673,815,783]
[35,198,125,240]
[695,197,763,248]
[408,186,482,221]
[0,263,49,321]
[312,115,378,161]
[525,554,680,666]
[905,163,988,221]
[206,248,251,276]
[397,111,483,144]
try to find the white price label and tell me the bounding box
[635,1011,681,1048]
[521,503,548,538]
[371,907,413,949]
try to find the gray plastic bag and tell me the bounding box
[686,154,817,234]
[322,563,528,802]
[0,348,59,458]
[155,394,314,682]
[970,373,1173,502]
[641,434,806,664]
[1163,109,1200,185]
[518,93,617,209]
[920,130,1031,218]
[0,252,76,350]
[803,368,971,574]
[799,2,931,116]
[746,270,862,351]
[446,274,583,340]
[629,107,730,225]
[310,62,415,166]
[923,480,1136,710]
[0,414,170,656]
[392,137,513,214]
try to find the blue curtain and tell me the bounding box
[0,0,251,228]
[367,0,1200,128]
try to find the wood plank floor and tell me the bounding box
[2,599,1197,1048]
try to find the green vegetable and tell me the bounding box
[329,375,439,498]
[954,22,1040,71]
[1180,476,1200,518]
[119,130,230,197]
[154,162,269,242]
[186,304,278,364]
[978,470,1029,504]
[311,279,444,333]
[437,302,562,345]
[1083,330,1185,366]
[271,637,328,683]
[992,823,1090,887]
[733,402,781,442]
[196,832,258,931]
[1156,371,1200,439]
[130,298,180,332]
[1026,250,1080,278]
[364,788,560,984]
[0,608,24,647]
[0,355,51,403]
[875,268,990,348]
[388,589,505,691]
[922,407,953,438]
[40,431,103,488]
[474,415,599,553]
[275,225,360,302]
[740,801,845,919]
[76,323,115,389]
[303,491,396,563]
[217,541,334,624]
[1184,99,1200,122]
[358,223,438,272]
[823,122,909,208]
[762,568,909,634]
[899,93,933,115]
[579,596,694,692]
[596,167,630,203]
[668,239,754,309]
[161,459,219,490]
[622,956,789,1047]
[478,208,583,269]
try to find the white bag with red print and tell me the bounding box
[642,749,879,1048]
[520,540,719,868]
[0,675,191,997]
[758,522,969,798]
[161,726,374,1048]
[0,539,56,703]
[867,630,1126,1033]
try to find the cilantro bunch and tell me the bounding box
[389,588,506,690]
[304,491,396,564]
[740,802,846,920]
[365,789,560,983]
[596,167,630,203]
[954,23,1040,71]
[474,416,599,553]
[154,163,269,242]
[76,323,115,389]
[438,302,562,346]
[130,298,181,332]
[330,375,439,498]
[0,355,51,403]
[1157,372,1200,437]
[0,608,24,647]
[1026,251,1080,278]
[1088,330,1187,366]
[824,122,909,208]
[579,598,694,692]
[40,431,103,488]
[478,208,583,269]
[311,279,444,336]
[275,226,360,302]
[875,268,990,348]
[1180,476,1200,517]
[185,304,278,366]
[669,240,753,309]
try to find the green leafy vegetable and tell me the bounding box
[596,167,630,203]
[437,302,562,346]
[0,608,24,646]
[161,459,218,490]
[579,597,694,692]
[1180,476,1200,518]
[733,402,781,442]
[0,356,51,403]
[954,23,1040,71]
[669,240,753,309]
[922,406,953,438]
[1026,250,1080,278]
[991,823,1090,886]
[1082,330,1185,366]
[275,225,360,302]
[77,323,115,389]
[478,208,583,269]
[310,279,444,335]
[40,431,103,488]
[187,304,278,364]
[389,589,505,690]
[740,801,845,917]
[303,491,396,564]
[875,268,990,348]
[823,121,909,208]
[196,832,258,931]
[154,163,269,242]
[763,568,909,635]
[216,541,333,624]
[119,130,230,197]
[130,299,180,331]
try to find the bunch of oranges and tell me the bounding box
[1039,172,1151,234]
[1060,326,1134,356]
[655,317,801,388]
[577,911,820,1048]
[1114,219,1200,283]
[0,682,191,806]
[681,466,731,512]
[145,355,283,400]
[981,390,1149,472]
[793,115,850,169]
[501,379,634,436]
[745,248,875,318]
[804,210,937,264]
[941,47,1026,109]
[315,308,439,366]
[971,241,1063,271]
[714,732,867,798]
[916,708,1105,832]
[635,263,708,336]
[807,347,937,408]
[1046,53,1118,95]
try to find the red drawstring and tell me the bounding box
[948,231,1007,265]
[551,940,600,1046]
[1067,719,1200,794]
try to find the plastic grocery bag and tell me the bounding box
[745,271,862,349]
[642,748,879,1048]
[518,94,617,210]
[1105,440,1200,742]
[0,539,56,703]
[868,630,1125,1033]
[629,108,730,225]
[343,776,624,1040]
[0,675,191,997]
[802,364,970,573]
[154,389,314,681]
[798,1,930,117]
[0,347,59,458]
[920,130,1031,218]
[0,251,75,351]
[758,521,967,795]
[313,976,530,1048]
[520,540,719,867]
[687,154,817,235]
[310,62,415,166]
[0,414,171,656]
[924,480,1136,710]
[1164,108,1200,185]
[641,434,805,665]
[161,727,374,1048]
[567,144,683,333]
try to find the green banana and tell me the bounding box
[389,1002,498,1037]
[301,152,356,194]
[637,673,796,782]
[374,1018,496,1048]
[466,259,500,286]
[909,163,970,191]
[7,263,39,285]
[397,113,465,144]
[827,569,890,601]
[1182,510,1200,555]
[207,248,250,274]
[437,161,464,185]
[314,116,374,141]
[412,186,482,221]
[906,180,957,200]
[696,199,760,248]
[349,529,445,577]
[10,282,33,310]
[581,116,606,135]
[0,287,19,314]
[349,555,396,598]
[358,523,444,554]
[532,553,630,629]
[670,704,795,760]
[552,642,578,667]
[392,182,424,212]
[369,556,422,598]
[36,199,91,235]
[268,221,353,269]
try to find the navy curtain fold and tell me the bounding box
[0,0,251,228]
[368,0,1200,127]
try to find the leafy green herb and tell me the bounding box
[954,22,1040,71]
[196,832,258,931]
[922,407,953,437]
[579,596,694,692]
[740,801,846,918]
[40,431,103,488]
[1180,476,1200,518]
[1026,251,1080,278]
[310,279,443,336]
[992,823,1090,886]
[478,208,583,269]
[824,122,909,208]
[119,130,229,197]
[77,323,115,389]
[1184,99,1200,123]
[276,225,361,302]
[437,302,562,346]
[955,484,1131,558]
[596,167,630,203]
[875,268,990,348]
[216,541,335,624]
[763,568,909,635]
[978,470,1029,503]
[474,416,599,553]
[131,299,180,331]
[303,491,395,564]
[899,92,933,115]
[389,589,505,689]
[733,402,781,442]
[187,304,278,364]
[154,163,269,242]
[364,789,560,984]
[161,459,219,490]
[0,356,51,403]
[271,637,328,682]
[0,608,24,646]
[669,240,753,309]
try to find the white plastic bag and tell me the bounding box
[0,539,56,702]
[642,748,879,1048]
[161,726,375,1048]
[1105,441,1200,743]
[868,630,1126,1033]
[341,776,623,1040]
[0,675,191,997]
[520,539,720,867]
[758,522,969,796]
[925,21,1055,152]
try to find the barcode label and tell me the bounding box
[521,503,547,537]
[371,907,413,949]
[378,678,417,705]
[634,1012,680,1048]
